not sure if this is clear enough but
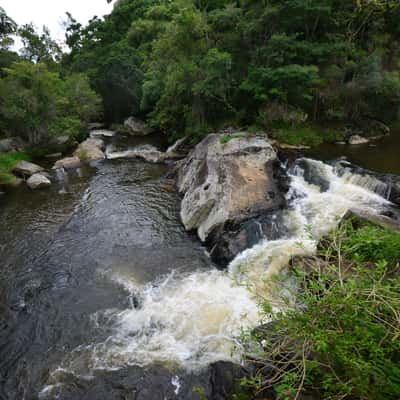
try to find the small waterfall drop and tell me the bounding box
[55,167,69,194]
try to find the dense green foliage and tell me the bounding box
[0,61,101,144]
[2,1,400,142]
[0,151,31,185]
[60,0,400,140]
[0,8,101,145]
[241,221,400,400]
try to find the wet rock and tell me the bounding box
[124,117,154,136]
[41,362,248,400]
[177,134,288,247]
[90,129,115,138]
[0,137,25,153]
[332,159,400,205]
[53,156,82,170]
[12,161,44,177]
[74,138,105,162]
[26,173,51,190]
[209,210,288,265]
[348,135,369,145]
[291,158,331,192]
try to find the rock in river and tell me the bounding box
[53,156,82,170]
[27,173,51,189]
[13,161,44,177]
[124,116,154,136]
[177,134,289,264]
[74,138,105,162]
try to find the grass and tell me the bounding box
[0,151,31,185]
[271,124,344,147]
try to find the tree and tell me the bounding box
[18,24,62,65]
[0,6,17,49]
[0,62,100,144]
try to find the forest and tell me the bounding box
[1,0,400,145]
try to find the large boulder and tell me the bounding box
[177,134,289,263]
[27,173,51,190]
[13,161,44,177]
[124,117,154,136]
[74,138,105,162]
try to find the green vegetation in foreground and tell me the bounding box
[240,221,400,400]
[0,152,31,185]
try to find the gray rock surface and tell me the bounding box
[0,138,25,153]
[124,117,154,136]
[177,134,288,244]
[27,173,51,189]
[13,161,44,177]
[74,138,105,162]
[53,156,82,170]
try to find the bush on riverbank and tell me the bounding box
[240,221,400,400]
[0,62,101,146]
[0,151,31,185]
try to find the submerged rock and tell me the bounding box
[12,161,44,177]
[27,173,51,189]
[124,117,154,136]
[177,134,289,263]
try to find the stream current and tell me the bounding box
[0,135,396,399]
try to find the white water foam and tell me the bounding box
[41,158,392,396]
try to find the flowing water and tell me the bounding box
[306,131,400,175]
[0,136,396,399]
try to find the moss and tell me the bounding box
[0,151,31,185]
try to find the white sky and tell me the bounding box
[1,0,115,45]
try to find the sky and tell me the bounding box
[2,0,115,46]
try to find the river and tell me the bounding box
[0,134,397,399]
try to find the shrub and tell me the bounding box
[0,151,31,185]
[241,222,400,400]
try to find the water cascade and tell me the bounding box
[40,158,392,397]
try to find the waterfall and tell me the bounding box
[55,167,68,194]
[41,158,392,395]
